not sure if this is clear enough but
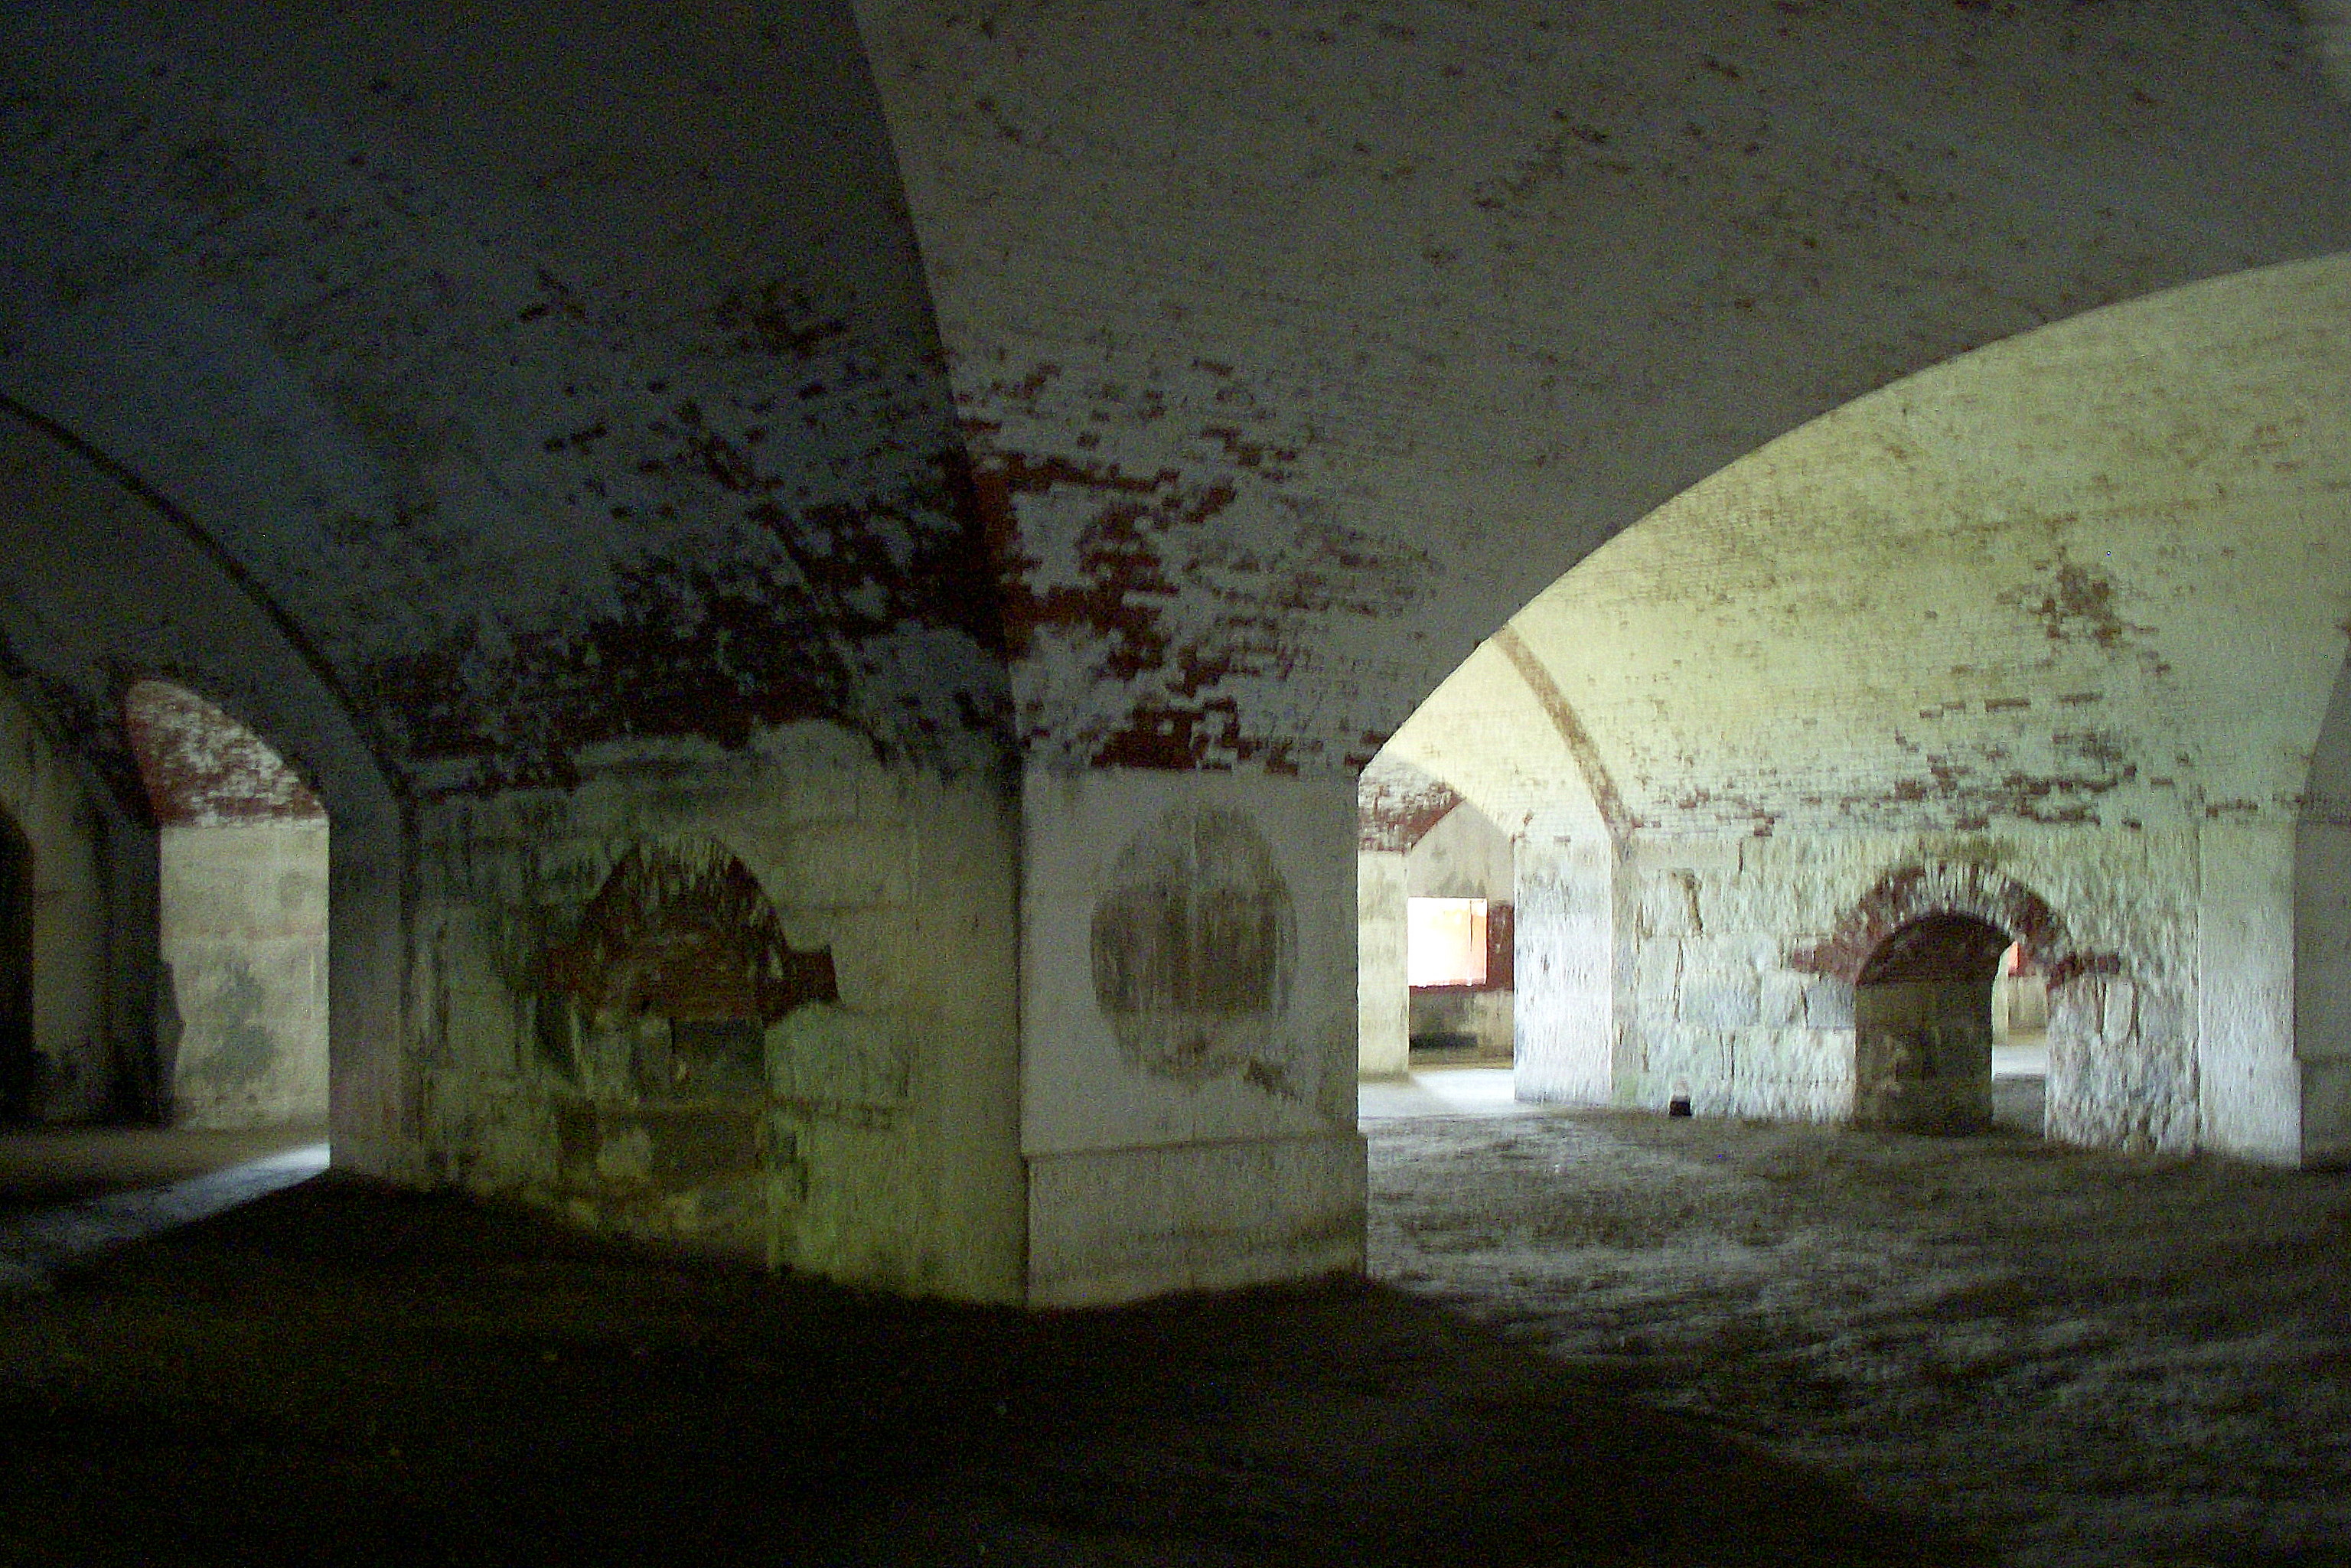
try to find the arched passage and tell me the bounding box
[1368,258,2351,1161]
[1853,913,2016,1135]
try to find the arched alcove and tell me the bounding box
[1853,913,2017,1135]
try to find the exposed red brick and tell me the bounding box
[122,680,324,826]
[540,841,836,1023]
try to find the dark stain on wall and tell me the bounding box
[543,841,835,1023]
[539,840,835,1099]
[1091,805,1300,1092]
[2023,556,2150,650]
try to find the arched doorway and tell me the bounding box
[1853,914,2017,1135]
[0,809,32,1122]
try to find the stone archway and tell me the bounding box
[1853,912,2016,1134]
[1793,862,2101,989]
[1799,862,2137,1143]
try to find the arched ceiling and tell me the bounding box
[2,1,2349,802]
[861,0,2351,772]
[1383,256,2351,841]
[0,0,1006,794]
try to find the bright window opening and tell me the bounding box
[1407,897,1487,988]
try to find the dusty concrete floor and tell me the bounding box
[1368,1090,2351,1568]
[0,1158,1982,1564]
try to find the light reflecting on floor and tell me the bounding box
[1358,1067,1528,1120]
[0,1141,329,1290]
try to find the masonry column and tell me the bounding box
[1020,768,1365,1307]
[2199,823,2299,1162]
[1511,834,1618,1104]
[2295,654,2351,1165]
[1356,849,1409,1077]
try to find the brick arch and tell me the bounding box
[1792,862,2119,988]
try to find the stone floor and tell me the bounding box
[8,1084,2340,1564]
[0,1130,328,1290]
[1368,1081,2351,1567]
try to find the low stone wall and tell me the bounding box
[1408,988,1512,1057]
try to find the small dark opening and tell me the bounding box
[1854,913,2013,1135]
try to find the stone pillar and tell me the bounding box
[2297,654,2351,1165]
[2198,823,2299,1162]
[1356,849,1409,1077]
[327,786,412,1179]
[1512,835,1616,1104]
[161,820,330,1129]
[2297,816,2351,1162]
[390,735,1028,1302]
[1021,768,1364,1307]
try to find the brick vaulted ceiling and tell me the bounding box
[1383,257,2351,843]
[5,0,2351,806]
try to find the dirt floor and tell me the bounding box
[1368,1101,2351,1568]
[4,1090,2341,1565]
[0,1153,1985,1565]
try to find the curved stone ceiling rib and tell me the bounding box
[1386,255,2351,840]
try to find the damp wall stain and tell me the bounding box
[539,839,838,1026]
[1091,804,1302,1094]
